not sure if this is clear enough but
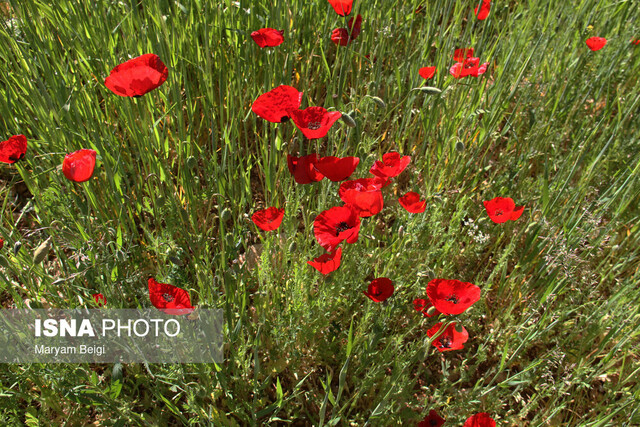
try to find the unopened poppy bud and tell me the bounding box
[33,237,52,264]
[454,323,465,333]
[13,241,22,255]
[168,256,184,266]
[155,195,164,207]
[225,233,235,247]
[187,156,197,169]
[341,112,357,128]
[370,96,386,109]
[398,226,404,238]
[221,208,233,222]
[288,240,297,253]
[420,86,442,95]
[455,141,465,152]
[426,306,437,316]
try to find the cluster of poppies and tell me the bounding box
[419,47,490,83]
[419,410,496,427]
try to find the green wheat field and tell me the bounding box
[0,0,639,425]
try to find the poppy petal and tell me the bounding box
[419,66,436,80]
[427,322,469,352]
[483,197,519,223]
[453,47,474,62]
[314,156,359,181]
[92,293,107,307]
[338,178,385,217]
[62,149,97,183]
[290,107,342,139]
[104,54,168,97]
[426,278,481,315]
[0,134,27,164]
[148,277,194,315]
[313,205,361,252]
[252,85,303,123]
[287,154,324,184]
[586,37,607,51]
[398,191,426,213]
[364,277,394,302]
[327,0,353,16]
[418,410,446,427]
[463,413,497,427]
[474,0,491,20]
[251,207,285,231]
[307,247,342,274]
[251,28,284,48]
[510,205,525,221]
[369,152,411,179]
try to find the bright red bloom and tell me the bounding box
[426,278,481,315]
[327,0,353,16]
[463,413,496,427]
[419,66,436,79]
[331,15,362,46]
[454,47,474,62]
[0,134,27,164]
[287,153,324,184]
[418,409,446,427]
[104,54,168,97]
[475,0,491,20]
[632,39,640,45]
[427,322,469,352]
[0,238,4,250]
[62,149,97,183]
[314,156,359,181]
[252,207,285,231]
[413,298,440,318]
[251,28,284,47]
[369,152,411,179]
[252,85,303,123]
[290,106,342,139]
[364,277,394,302]
[483,197,524,223]
[339,177,386,217]
[314,205,361,252]
[586,37,607,51]
[307,247,342,274]
[92,293,107,307]
[399,192,426,213]
[148,277,194,315]
[450,57,490,78]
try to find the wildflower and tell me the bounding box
[92,293,107,307]
[251,207,285,231]
[0,134,27,164]
[419,66,436,79]
[104,54,168,97]
[417,409,446,427]
[450,57,489,78]
[585,37,607,51]
[369,152,411,179]
[463,413,497,427]
[307,247,342,274]
[251,28,284,47]
[475,0,491,20]
[287,154,324,184]
[148,277,194,315]
[399,192,426,213]
[331,14,362,46]
[426,278,481,315]
[252,85,303,123]
[327,0,353,16]
[314,156,359,181]
[313,205,361,251]
[413,298,440,317]
[62,149,97,182]
[290,106,342,139]
[364,277,394,302]
[483,196,524,223]
[338,177,386,217]
[427,322,469,352]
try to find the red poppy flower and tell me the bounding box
[364,277,394,302]
[426,278,481,315]
[483,196,524,223]
[290,106,342,139]
[252,207,285,231]
[450,57,490,78]
[331,28,350,46]
[314,205,361,252]
[251,28,284,48]
[413,298,440,318]
[369,152,411,179]
[0,238,4,250]
[399,192,426,213]
[287,153,324,184]
[586,37,607,51]
[62,149,97,183]
[418,410,446,427]
[475,0,491,20]
[339,177,386,217]
[327,0,353,16]
[104,54,168,97]
[252,85,303,123]
[632,39,640,45]
[92,293,107,307]
[314,156,359,181]
[453,47,474,62]
[0,134,27,164]
[419,66,436,80]
[427,322,469,352]
[307,247,342,274]
[463,413,496,427]
[148,277,194,315]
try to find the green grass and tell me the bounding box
[0,0,639,425]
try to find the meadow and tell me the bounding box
[0,0,639,425]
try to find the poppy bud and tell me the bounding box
[454,323,465,333]
[398,226,404,238]
[168,255,184,266]
[341,112,357,128]
[455,141,465,152]
[187,156,198,169]
[419,86,442,95]
[13,241,22,255]
[225,233,235,247]
[288,240,297,253]
[370,96,386,109]
[155,195,165,207]
[426,306,437,316]
[33,237,52,264]
[221,208,233,222]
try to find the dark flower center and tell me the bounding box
[308,121,322,130]
[495,209,504,216]
[162,293,174,302]
[464,62,476,69]
[335,221,351,236]
[445,295,459,304]
[439,336,452,348]
[280,116,289,123]
[9,153,24,162]
[430,420,439,426]
[133,94,143,99]
[370,285,381,296]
